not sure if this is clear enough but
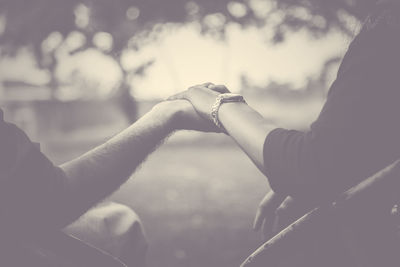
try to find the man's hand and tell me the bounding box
[167,82,230,126]
[254,193,315,241]
[253,191,288,240]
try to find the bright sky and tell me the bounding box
[0,22,351,100]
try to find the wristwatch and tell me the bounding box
[211,93,246,132]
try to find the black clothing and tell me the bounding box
[264,2,400,200]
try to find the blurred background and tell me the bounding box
[0,0,371,266]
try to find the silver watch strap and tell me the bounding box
[211,93,245,132]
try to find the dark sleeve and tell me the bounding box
[263,129,322,197]
[263,8,400,199]
[0,114,76,236]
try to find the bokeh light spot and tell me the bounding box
[227,2,247,18]
[185,1,200,16]
[93,32,113,52]
[42,31,63,53]
[74,3,90,29]
[203,13,226,28]
[65,31,86,52]
[126,6,140,20]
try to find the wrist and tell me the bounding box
[150,101,181,133]
[211,94,246,132]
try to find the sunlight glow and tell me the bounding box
[126,23,348,99]
[56,48,122,98]
[0,21,350,101]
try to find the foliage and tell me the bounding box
[0,0,376,53]
[0,0,377,104]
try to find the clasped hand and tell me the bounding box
[165,82,230,132]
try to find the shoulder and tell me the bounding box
[363,1,400,32]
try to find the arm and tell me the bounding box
[169,86,314,195]
[167,85,289,235]
[59,99,219,225]
[218,102,323,235]
[168,84,276,175]
[217,101,275,173]
[168,80,375,198]
[59,102,179,222]
[0,100,210,233]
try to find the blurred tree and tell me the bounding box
[0,0,375,120]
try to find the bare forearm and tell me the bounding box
[59,103,177,216]
[218,103,292,219]
[218,102,276,173]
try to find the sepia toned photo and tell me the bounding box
[0,0,400,266]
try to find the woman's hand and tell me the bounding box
[167,82,230,125]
